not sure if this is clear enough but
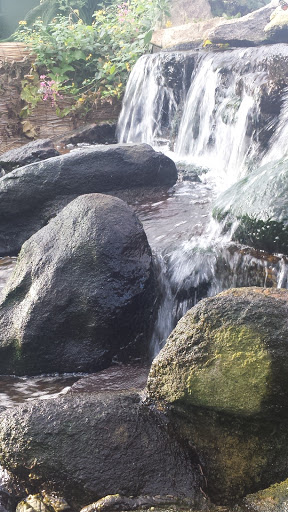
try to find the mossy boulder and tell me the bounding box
[213,159,288,255]
[147,288,288,503]
[148,287,288,417]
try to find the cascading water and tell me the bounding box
[117,44,288,354]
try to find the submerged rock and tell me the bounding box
[147,288,288,502]
[0,194,156,375]
[213,158,288,255]
[0,393,206,509]
[0,143,177,256]
[0,139,60,174]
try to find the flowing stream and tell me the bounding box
[118,44,288,353]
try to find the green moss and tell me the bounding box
[186,325,271,415]
[243,478,288,510]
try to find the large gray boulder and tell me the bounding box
[208,3,277,46]
[0,143,177,256]
[0,393,206,510]
[147,288,288,503]
[213,158,288,255]
[0,193,156,375]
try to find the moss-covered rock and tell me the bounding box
[147,288,288,503]
[213,159,288,255]
[148,287,288,417]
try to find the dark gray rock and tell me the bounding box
[0,143,177,256]
[0,139,60,174]
[208,4,276,46]
[58,122,117,146]
[213,158,288,254]
[0,193,156,375]
[0,393,206,509]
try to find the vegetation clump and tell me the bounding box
[15,0,169,117]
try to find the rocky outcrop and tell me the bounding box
[147,288,288,503]
[208,3,276,46]
[0,194,156,375]
[152,3,282,49]
[0,143,177,256]
[0,393,206,509]
[213,158,288,255]
[0,139,60,174]
[151,18,223,49]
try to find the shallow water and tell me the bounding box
[0,374,80,412]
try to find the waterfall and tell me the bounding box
[117,44,288,353]
[117,52,195,147]
[174,53,256,188]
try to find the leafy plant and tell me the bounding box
[15,0,169,116]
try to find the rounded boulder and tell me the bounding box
[0,193,156,375]
[148,287,288,418]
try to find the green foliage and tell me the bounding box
[15,0,169,116]
[24,0,103,26]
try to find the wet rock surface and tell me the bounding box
[0,194,156,375]
[0,392,206,510]
[0,143,177,256]
[70,364,149,395]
